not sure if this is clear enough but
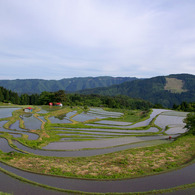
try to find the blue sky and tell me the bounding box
[0,0,195,79]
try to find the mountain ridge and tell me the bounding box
[78,73,195,108]
[0,74,194,108]
[0,76,137,94]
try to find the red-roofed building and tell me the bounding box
[24,107,33,112]
[54,103,63,107]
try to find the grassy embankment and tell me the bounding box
[0,135,194,180]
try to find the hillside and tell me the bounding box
[0,76,137,94]
[79,74,195,108]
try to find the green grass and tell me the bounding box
[103,108,152,123]
[0,192,12,195]
[1,135,194,180]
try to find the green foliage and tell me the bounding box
[0,86,20,104]
[50,167,63,175]
[2,87,151,110]
[184,112,195,135]
[172,101,195,112]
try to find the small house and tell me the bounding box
[54,103,63,107]
[24,107,33,112]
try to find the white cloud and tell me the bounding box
[0,0,195,79]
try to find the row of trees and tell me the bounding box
[0,86,152,110]
[172,102,195,112]
[0,86,20,104]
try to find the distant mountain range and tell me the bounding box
[0,76,137,94]
[0,74,194,108]
[79,74,195,108]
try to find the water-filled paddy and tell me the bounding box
[64,127,159,133]
[48,116,72,124]
[166,125,187,134]
[161,110,188,117]
[37,116,47,122]
[22,114,42,129]
[94,120,132,126]
[0,120,39,140]
[9,133,22,138]
[155,115,186,131]
[43,135,169,150]
[0,107,20,118]
[89,108,123,117]
[66,111,77,118]
[36,108,48,114]
[72,113,98,122]
[10,120,27,131]
[0,159,194,194]
[0,107,192,195]
[12,139,170,157]
[0,138,19,153]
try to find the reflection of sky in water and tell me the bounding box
[9,133,22,138]
[43,136,169,150]
[155,115,186,130]
[0,108,20,118]
[0,120,39,140]
[38,116,47,122]
[36,109,48,114]
[49,116,72,124]
[66,111,77,118]
[23,115,42,129]
[10,120,27,131]
[72,113,97,122]
[57,127,158,133]
[48,111,77,123]
[0,138,19,153]
[72,108,124,122]
[94,120,132,126]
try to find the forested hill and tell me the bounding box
[79,74,195,108]
[0,76,137,94]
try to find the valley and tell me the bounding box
[0,105,194,194]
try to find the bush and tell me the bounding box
[184,112,195,135]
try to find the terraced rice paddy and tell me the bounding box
[0,107,188,149]
[0,106,192,194]
[155,111,188,134]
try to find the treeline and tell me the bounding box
[172,102,195,112]
[66,94,152,110]
[0,86,20,104]
[0,86,152,110]
[184,112,195,135]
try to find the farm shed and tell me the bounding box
[55,103,63,107]
[24,107,33,112]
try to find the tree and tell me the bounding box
[0,88,4,102]
[20,94,30,105]
[184,112,195,135]
[39,91,54,105]
[54,90,66,103]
